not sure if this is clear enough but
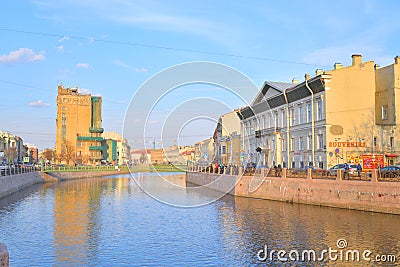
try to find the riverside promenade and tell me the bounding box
[186,166,400,215]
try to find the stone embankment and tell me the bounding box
[0,170,130,200]
[186,170,400,215]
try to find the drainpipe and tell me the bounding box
[305,76,315,166]
[283,89,290,168]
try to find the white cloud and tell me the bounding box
[56,45,64,52]
[135,68,148,73]
[79,88,92,95]
[0,48,45,64]
[80,88,102,97]
[113,60,133,70]
[29,100,50,107]
[76,63,90,69]
[58,36,69,42]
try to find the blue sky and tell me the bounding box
[1,0,399,150]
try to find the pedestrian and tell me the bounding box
[357,163,362,178]
[277,164,282,177]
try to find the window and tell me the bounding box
[262,115,266,129]
[299,137,304,150]
[317,134,324,149]
[317,100,323,120]
[382,105,388,120]
[61,125,66,139]
[282,139,286,151]
[62,106,66,111]
[290,108,295,126]
[62,98,66,103]
[61,113,66,126]
[307,135,312,150]
[268,114,272,128]
[291,161,295,168]
[221,146,226,154]
[281,109,286,127]
[390,137,394,147]
[274,112,278,128]
[77,142,82,147]
[299,106,304,124]
[307,103,312,122]
[290,138,295,151]
[373,136,377,147]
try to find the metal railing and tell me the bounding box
[0,166,39,176]
[187,165,397,182]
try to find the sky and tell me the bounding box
[1,0,399,150]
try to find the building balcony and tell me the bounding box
[77,136,104,141]
[89,146,103,151]
[255,127,281,138]
[89,127,104,133]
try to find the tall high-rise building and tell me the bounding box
[56,85,103,165]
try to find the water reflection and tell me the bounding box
[0,175,398,266]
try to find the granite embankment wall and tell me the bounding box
[46,170,130,181]
[0,172,48,199]
[0,170,130,200]
[186,172,400,215]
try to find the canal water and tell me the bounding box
[0,173,399,266]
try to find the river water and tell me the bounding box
[0,173,399,266]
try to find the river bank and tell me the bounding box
[186,171,400,215]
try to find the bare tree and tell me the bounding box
[42,149,54,162]
[63,141,76,165]
[4,147,17,165]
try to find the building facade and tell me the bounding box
[102,131,131,166]
[0,130,26,164]
[194,137,215,166]
[56,85,103,165]
[238,55,400,169]
[213,111,241,166]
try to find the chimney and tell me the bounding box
[292,78,298,84]
[352,54,362,66]
[305,73,310,80]
[395,56,400,64]
[315,69,324,76]
[334,63,342,70]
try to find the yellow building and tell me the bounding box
[56,85,103,165]
[213,111,241,165]
[239,55,400,169]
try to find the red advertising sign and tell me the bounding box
[362,154,384,171]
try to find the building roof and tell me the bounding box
[238,75,330,120]
[251,81,295,105]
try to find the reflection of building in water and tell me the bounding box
[53,179,103,265]
[217,196,400,264]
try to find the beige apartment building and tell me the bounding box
[194,137,215,166]
[56,85,103,165]
[238,55,400,169]
[213,111,241,166]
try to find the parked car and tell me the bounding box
[303,166,325,172]
[327,163,358,176]
[379,166,400,178]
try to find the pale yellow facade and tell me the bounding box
[56,85,103,165]
[239,55,400,169]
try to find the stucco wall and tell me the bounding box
[186,172,400,214]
